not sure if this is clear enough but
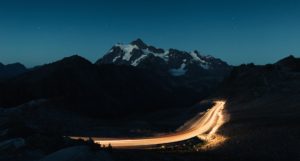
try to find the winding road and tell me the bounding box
[71,100,226,148]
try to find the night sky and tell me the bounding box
[0,0,300,67]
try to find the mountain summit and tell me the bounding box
[276,55,300,72]
[96,39,231,77]
[130,38,148,49]
[0,62,27,79]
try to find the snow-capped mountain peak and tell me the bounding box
[96,39,230,77]
[114,44,139,61]
[130,38,148,49]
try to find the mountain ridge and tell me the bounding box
[96,39,231,77]
[0,55,202,118]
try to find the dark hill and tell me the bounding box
[0,55,200,118]
[213,55,300,161]
[276,55,300,72]
[0,62,27,79]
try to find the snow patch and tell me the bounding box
[115,44,139,61]
[189,51,211,69]
[143,49,169,62]
[169,63,187,76]
[112,55,121,62]
[200,63,210,69]
[190,51,206,63]
[204,55,214,59]
[131,54,148,66]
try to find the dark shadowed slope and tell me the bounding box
[0,62,27,79]
[0,55,201,119]
[213,55,300,161]
[0,38,233,119]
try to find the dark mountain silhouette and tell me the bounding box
[219,55,300,100]
[276,55,300,72]
[0,55,201,118]
[213,55,300,161]
[0,62,27,79]
[0,40,233,119]
[1,53,299,161]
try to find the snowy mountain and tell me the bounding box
[96,39,230,77]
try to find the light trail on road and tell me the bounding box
[71,100,226,148]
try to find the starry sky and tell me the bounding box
[0,0,300,67]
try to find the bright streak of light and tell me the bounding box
[199,134,228,151]
[197,103,228,150]
[70,100,227,149]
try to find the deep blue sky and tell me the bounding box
[0,0,300,67]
